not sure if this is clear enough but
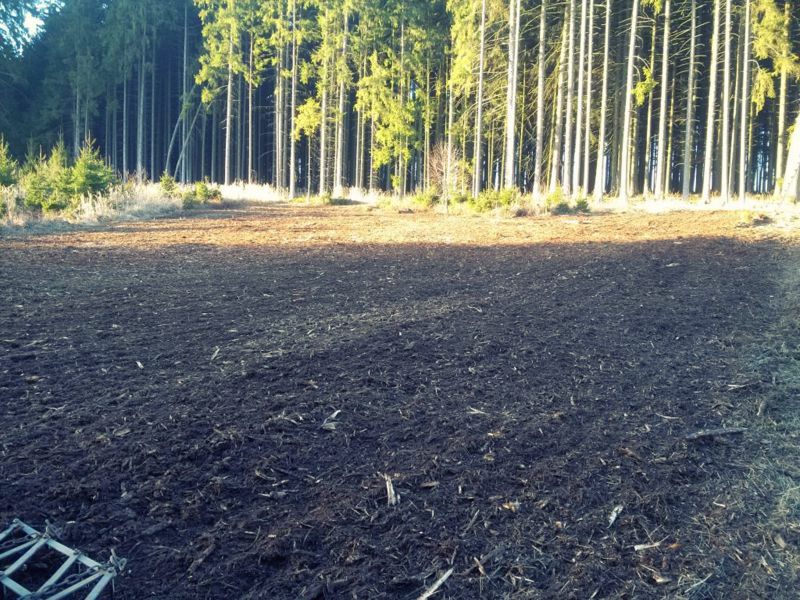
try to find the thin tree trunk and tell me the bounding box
[224,29,234,186]
[721,0,733,201]
[503,0,521,189]
[783,111,800,200]
[533,0,547,196]
[644,21,656,195]
[549,19,569,193]
[739,0,751,202]
[619,0,640,202]
[137,41,146,182]
[702,0,721,202]
[248,35,254,184]
[593,0,610,201]
[582,0,594,193]
[572,0,587,194]
[775,1,790,194]
[289,0,299,197]
[563,0,576,196]
[150,38,157,179]
[655,0,671,200]
[333,10,348,196]
[682,0,697,198]
[473,0,488,197]
[445,77,454,210]
[319,70,328,195]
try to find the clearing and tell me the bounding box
[1,205,800,599]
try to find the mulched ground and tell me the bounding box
[1,205,798,599]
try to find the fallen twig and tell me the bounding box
[685,427,746,441]
[417,568,454,600]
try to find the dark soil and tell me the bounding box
[1,205,798,599]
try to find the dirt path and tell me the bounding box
[1,205,798,599]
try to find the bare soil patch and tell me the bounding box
[1,205,798,599]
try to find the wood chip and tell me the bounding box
[416,568,454,600]
[685,427,746,441]
[608,504,623,528]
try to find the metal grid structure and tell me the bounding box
[0,520,125,599]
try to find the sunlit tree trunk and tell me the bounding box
[682,0,697,198]
[619,0,640,202]
[333,11,348,197]
[775,1,790,194]
[533,0,547,196]
[549,19,568,193]
[739,0,751,202]
[473,0,487,198]
[720,0,732,201]
[655,0,671,200]
[563,0,576,196]
[582,0,594,193]
[593,0,610,201]
[702,0,721,202]
[224,29,234,186]
[783,111,800,200]
[572,0,587,194]
[503,0,521,189]
[289,0,298,197]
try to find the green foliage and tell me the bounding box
[71,143,114,198]
[470,188,519,212]
[412,189,439,208]
[20,141,73,212]
[633,66,657,107]
[160,172,179,198]
[574,198,590,214]
[544,187,567,211]
[0,136,18,187]
[182,180,222,209]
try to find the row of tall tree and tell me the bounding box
[1,0,799,200]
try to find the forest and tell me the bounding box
[1,0,799,203]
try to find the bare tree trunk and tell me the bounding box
[289,0,298,197]
[503,0,521,189]
[333,10,348,197]
[549,19,568,194]
[224,30,234,186]
[563,0,576,196]
[445,78,454,210]
[739,0,751,202]
[319,73,328,195]
[572,0,587,194]
[702,0,721,202]
[655,0,671,200]
[720,0,732,201]
[775,1,791,194]
[248,36,254,184]
[533,0,547,196]
[682,0,697,198]
[783,111,800,200]
[473,0,487,197]
[619,0,640,202]
[582,0,594,193]
[593,0,610,201]
[137,40,146,182]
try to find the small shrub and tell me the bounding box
[412,189,439,209]
[470,189,519,212]
[160,172,179,198]
[21,141,73,212]
[574,198,590,213]
[71,143,114,199]
[194,180,212,203]
[550,200,573,215]
[0,136,18,187]
[182,189,199,209]
[544,187,566,212]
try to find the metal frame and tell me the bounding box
[0,520,125,600]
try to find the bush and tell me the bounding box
[574,198,590,213]
[21,141,73,212]
[71,143,114,198]
[412,189,439,208]
[470,188,519,212]
[160,172,179,198]
[194,180,212,203]
[0,136,18,187]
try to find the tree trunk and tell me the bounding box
[721,0,733,201]
[503,0,521,190]
[654,0,671,200]
[593,0,610,201]
[775,1,790,194]
[473,0,488,197]
[319,74,328,195]
[572,0,587,194]
[533,0,547,196]
[224,30,234,186]
[289,0,298,197]
[333,10,348,197]
[563,0,576,196]
[783,110,800,200]
[618,0,640,202]
[582,0,594,193]
[739,0,751,202]
[682,0,696,198]
[248,35,255,184]
[702,0,721,202]
[549,19,568,194]
[137,41,146,182]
